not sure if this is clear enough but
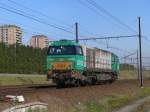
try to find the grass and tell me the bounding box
[0,74,49,86]
[119,70,150,79]
[70,87,150,112]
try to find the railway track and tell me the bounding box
[0,79,149,91]
[0,83,56,89]
[0,79,149,98]
[0,84,57,101]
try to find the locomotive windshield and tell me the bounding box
[47,45,83,55]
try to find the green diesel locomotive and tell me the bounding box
[46,40,119,87]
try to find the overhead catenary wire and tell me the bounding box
[120,51,137,59]
[85,0,137,33]
[0,6,74,34]
[107,46,132,54]
[120,57,150,60]
[6,0,72,29]
[75,35,138,41]
[79,33,138,54]
[77,0,130,32]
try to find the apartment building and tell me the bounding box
[30,35,48,49]
[0,25,22,45]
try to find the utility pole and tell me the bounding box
[138,17,143,87]
[137,49,140,81]
[15,42,17,73]
[75,22,79,43]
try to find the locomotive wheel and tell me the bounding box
[91,78,97,85]
[75,79,81,87]
[108,74,117,84]
[57,80,65,88]
[108,80,114,84]
[81,80,87,86]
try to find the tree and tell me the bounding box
[0,43,47,74]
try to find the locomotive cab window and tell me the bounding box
[47,45,83,55]
[76,46,83,55]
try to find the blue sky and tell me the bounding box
[0,0,150,58]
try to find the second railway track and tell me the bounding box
[0,84,57,100]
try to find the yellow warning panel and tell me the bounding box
[53,62,71,70]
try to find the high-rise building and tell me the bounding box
[30,35,48,49]
[0,25,22,45]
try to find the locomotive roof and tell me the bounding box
[49,40,80,46]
